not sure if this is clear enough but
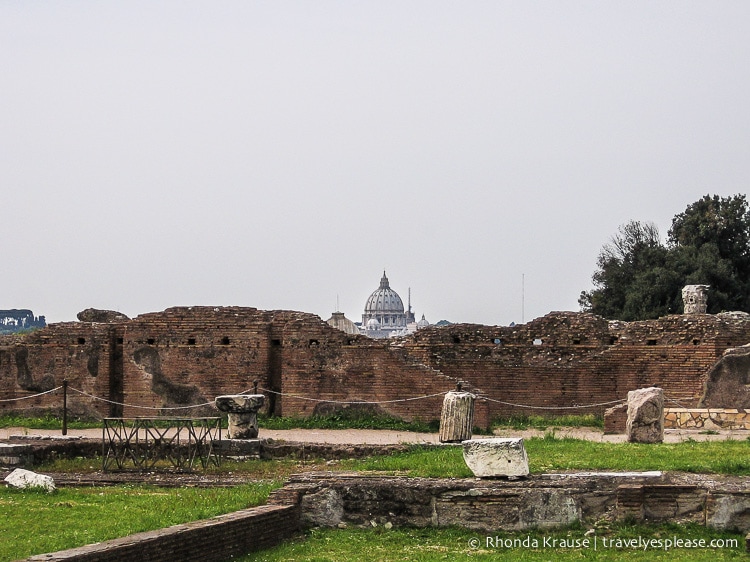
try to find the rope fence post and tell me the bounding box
[62,379,68,436]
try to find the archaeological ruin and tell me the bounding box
[1,301,750,427]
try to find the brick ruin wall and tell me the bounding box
[404,312,750,419]
[1,307,749,427]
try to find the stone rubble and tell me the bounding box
[4,468,56,492]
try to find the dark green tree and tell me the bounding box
[580,194,750,319]
[667,194,750,313]
[579,221,679,320]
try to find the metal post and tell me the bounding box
[62,379,68,436]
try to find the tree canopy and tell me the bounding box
[580,194,750,320]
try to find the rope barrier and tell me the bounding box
[0,385,667,413]
[0,386,62,403]
[480,396,626,410]
[258,387,449,405]
[260,387,626,410]
[69,387,216,411]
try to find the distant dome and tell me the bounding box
[364,272,405,315]
[362,271,409,338]
[417,314,430,329]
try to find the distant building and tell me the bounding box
[0,309,46,334]
[360,271,427,339]
[326,311,360,335]
[325,272,432,338]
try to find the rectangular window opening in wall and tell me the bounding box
[309,339,319,347]
[572,338,581,345]
[221,336,230,345]
[187,338,196,345]
[647,339,657,346]
[116,337,123,344]
[77,338,86,345]
[147,338,155,345]
[533,338,543,346]
[608,336,618,345]
[271,339,281,347]
[452,336,460,344]
[692,339,700,345]
[493,338,502,345]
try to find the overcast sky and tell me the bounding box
[3,2,749,326]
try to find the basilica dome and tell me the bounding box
[362,272,408,337]
[364,272,405,315]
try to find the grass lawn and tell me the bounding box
[340,435,750,477]
[4,434,749,560]
[0,483,278,561]
[238,524,747,561]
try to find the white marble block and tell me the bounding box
[462,437,530,478]
[4,468,56,492]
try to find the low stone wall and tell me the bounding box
[23,504,298,562]
[269,472,750,533]
[604,407,750,433]
[664,408,750,430]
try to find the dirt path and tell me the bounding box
[1,426,746,444]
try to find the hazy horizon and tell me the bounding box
[4,2,749,326]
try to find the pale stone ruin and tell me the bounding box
[682,284,709,314]
[462,437,530,478]
[626,387,664,443]
[439,386,475,443]
[4,468,56,492]
[215,394,266,439]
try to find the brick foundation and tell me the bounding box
[24,504,298,562]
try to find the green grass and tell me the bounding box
[258,411,442,433]
[0,413,101,430]
[238,524,746,561]
[492,414,604,430]
[38,455,328,481]
[0,482,280,561]
[341,435,750,477]
[36,434,750,479]
[1,411,446,432]
[37,435,750,478]
[8,437,750,560]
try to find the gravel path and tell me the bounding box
[1,426,746,443]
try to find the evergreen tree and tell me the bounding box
[580,194,750,319]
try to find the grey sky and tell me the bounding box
[3,2,749,326]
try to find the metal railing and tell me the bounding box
[101,417,221,472]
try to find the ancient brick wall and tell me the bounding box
[118,307,278,417]
[1,307,749,427]
[25,504,298,562]
[402,312,750,420]
[0,323,120,417]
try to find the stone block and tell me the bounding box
[707,493,750,532]
[4,468,55,492]
[462,438,529,478]
[627,387,664,443]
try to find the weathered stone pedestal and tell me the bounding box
[215,394,265,439]
[462,437,529,478]
[439,390,476,443]
[626,387,664,443]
